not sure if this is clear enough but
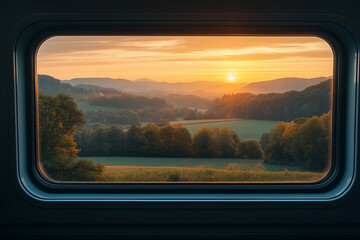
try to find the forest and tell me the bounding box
[88,95,170,109]
[260,112,331,171]
[37,76,332,181]
[210,80,331,121]
[39,74,331,124]
[84,107,218,126]
[74,123,263,159]
[38,74,117,98]
[84,80,331,123]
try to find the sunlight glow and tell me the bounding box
[227,74,236,82]
[38,36,333,82]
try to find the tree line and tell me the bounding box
[38,74,118,99]
[38,92,263,182]
[74,123,263,159]
[39,91,331,183]
[85,110,141,126]
[210,80,331,122]
[84,107,219,126]
[85,80,331,124]
[260,112,331,171]
[39,74,331,124]
[88,95,170,109]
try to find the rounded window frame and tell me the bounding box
[14,20,358,203]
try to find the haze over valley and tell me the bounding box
[60,76,330,99]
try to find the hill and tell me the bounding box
[42,75,332,101]
[65,77,221,97]
[239,77,330,94]
[73,84,118,93]
[164,94,212,108]
[38,75,119,98]
[65,76,331,97]
[38,74,87,97]
[211,79,331,121]
[134,78,157,83]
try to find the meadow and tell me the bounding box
[84,156,310,172]
[83,156,326,182]
[76,99,278,140]
[75,100,118,112]
[170,119,278,140]
[100,166,325,182]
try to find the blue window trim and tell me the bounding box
[13,19,359,205]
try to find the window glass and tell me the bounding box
[37,36,333,183]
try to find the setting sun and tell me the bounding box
[38,36,333,83]
[227,74,236,82]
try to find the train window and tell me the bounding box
[36,35,334,184]
[5,1,360,239]
[13,20,357,202]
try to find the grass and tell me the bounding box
[82,156,326,182]
[75,100,118,112]
[173,119,278,140]
[99,166,325,182]
[75,100,276,140]
[83,156,308,172]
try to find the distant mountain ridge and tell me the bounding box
[211,79,331,122]
[134,78,157,83]
[74,84,118,92]
[38,75,119,97]
[60,76,332,98]
[239,77,330,94]
[65,77,221,98]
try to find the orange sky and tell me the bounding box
[37,36,333,83]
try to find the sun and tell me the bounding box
[227,74,235,82]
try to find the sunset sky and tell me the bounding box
[37,36,333,83]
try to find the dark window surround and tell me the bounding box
[13,20,358,204]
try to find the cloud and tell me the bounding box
[118,40,181,48]
[37,36,333,81]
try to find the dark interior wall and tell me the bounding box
[1,0,360,238]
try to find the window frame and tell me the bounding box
[14,20,358,203]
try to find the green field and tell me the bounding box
[83,156,309,172]
[100,166,325,182]
[82,157,326,182]
[75,100,277,140]
[75,100,118,112]
[174,119,278,140]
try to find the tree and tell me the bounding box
[183,109,198,120]
[173,125,193,157]
[298,117,329,171]
[264,121,287,164]
[262,112,331,171]
[74,127,94,156]
[281,121,302,164]
[157,125,192,157]
[192,127,216,157]
[39,93,85,159]
[142,123,161,156]
[236,139,263,159]
[39,93,104,181]
[259,132,270,152]
[125,124,144,156]
[213,126,238,157]
[158,125,177,156]
[106,125,127,156]
[70,159,104,181]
